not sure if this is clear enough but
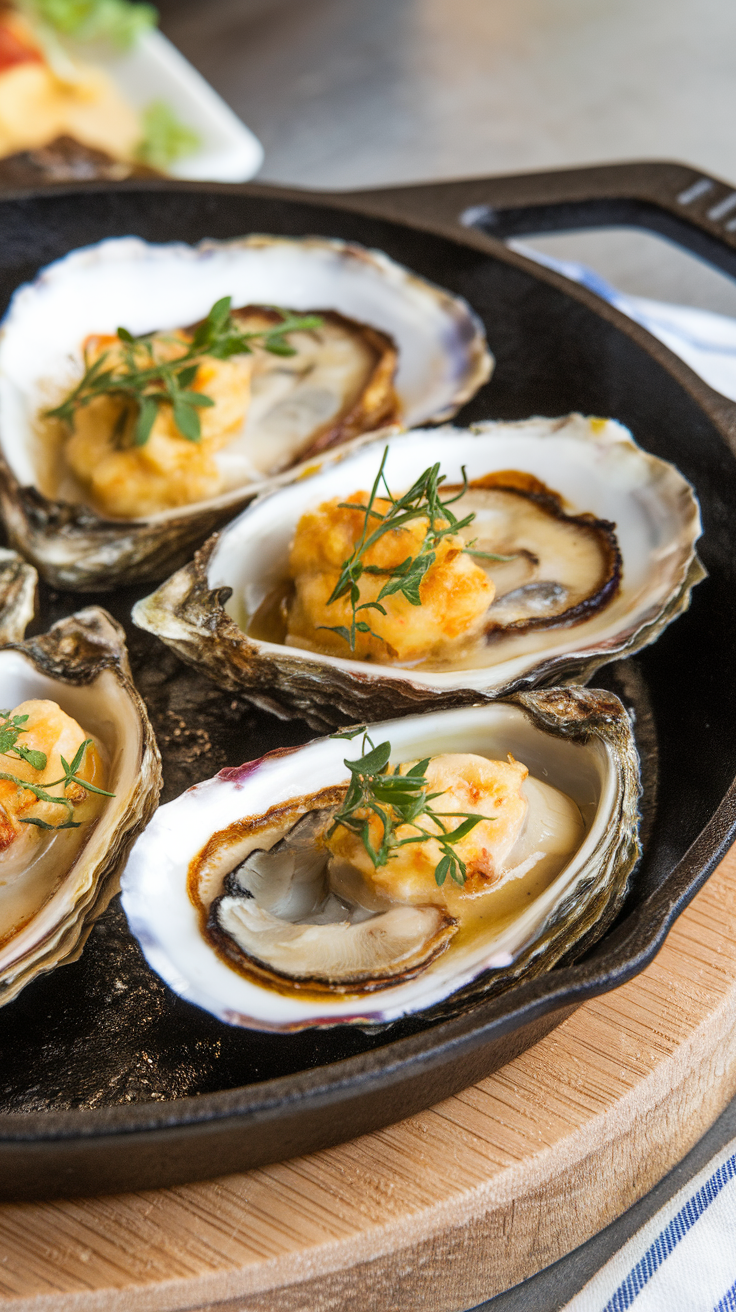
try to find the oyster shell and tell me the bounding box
[0,235,492,590]
[0,606,162,1005]
[0,548,37,644]
[134,415,703,730]
[120,688,640,1030]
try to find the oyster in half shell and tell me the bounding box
[134,415,703,730]
[120,689,640,1031]
[0,235,491,590]
[0,606,162,1005]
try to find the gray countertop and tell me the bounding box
[153,3,736,1306]
[159,0,736,193]
[157,0,736,315]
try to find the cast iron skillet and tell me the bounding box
[1,159,736,1201]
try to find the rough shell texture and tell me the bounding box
[120,688,641,1031]
[133,416,704,730]
[0,548,37,645]
[0,235,492,591]
[0,607,162,1005]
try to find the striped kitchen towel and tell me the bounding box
[562,1137,736,1311]
[511,242,736,403]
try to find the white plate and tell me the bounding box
[89,28,263,183]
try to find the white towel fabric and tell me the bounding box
[561,1137,736,1311]
[510,242,736,402]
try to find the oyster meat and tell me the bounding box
[120,689,641,1031]
[0,235,492,589]
[0,606,162,1005]
[134,415,703,729]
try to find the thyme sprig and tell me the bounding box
[45,296,323,447]
[328,727,490,886]
[0,709,115,832]
[319,447,517,652]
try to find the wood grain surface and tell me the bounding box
[3,845,736,1312]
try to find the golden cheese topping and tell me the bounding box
[63,332,252,518]
[0,698,105,852]
[287,494,495,662]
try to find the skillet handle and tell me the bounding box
[337,160,736,279]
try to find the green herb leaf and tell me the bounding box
[46,299,324,445]
[61,742,85,777]
[449,859,467,886]
[171,399,201,442]
[464,548,520,562]
[434,854,452,886]
[21,815,81,830]
[328,729,493,885]
[317,624,353,647]
[13,744,48,772]
[345,740,391,776]
[69,778,116,798]
[324,449,506,652]
[0,713,48,772]
[0,723,25,757]
[177,391,215,408]
[135,100,201,171]
[134,395,158,446]
[437,814,487,844]
[263,339,297,357]
[176,364,198,390]
[209,296,231,327]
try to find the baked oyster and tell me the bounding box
[134,415,703,730]
[0,605,162,1005]
[0,235,492,589]
[120,689,640,1031]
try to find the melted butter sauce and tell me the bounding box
[248,578,294,644]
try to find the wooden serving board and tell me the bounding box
[2,843,736,1312]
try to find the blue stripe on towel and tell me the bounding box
[714,1278,736,1311]
[602,1152,736,1312]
